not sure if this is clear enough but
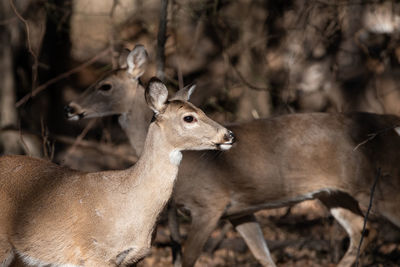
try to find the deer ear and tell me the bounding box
[145,77,169,114]
[171,84,196,101]
[125,44,148,79]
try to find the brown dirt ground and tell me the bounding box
[139,200,400,267]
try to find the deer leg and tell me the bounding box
[182,208,224,267]
[330,208,376,267]
[167,201,182,267]
[229,214,276,267]
[318,192,376,267]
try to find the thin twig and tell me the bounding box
[63,119,97,161]
[0,16,17,25]
[16,47,111,107]
[9,0,39,90]
[109,0,119,69]
[222,52,270,92]
[176,49,184,90]
[353,125,399,151]
[355,168,380,267]
[18,121,30,156]
[156,0,169,81]
[353,133,377,151]
[0,125,138,163]
[40,116,49,159]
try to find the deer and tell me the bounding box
[0,77,235,267]
[65,45,400,267]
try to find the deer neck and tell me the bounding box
[124,122,181,206]
[118,84,153,156]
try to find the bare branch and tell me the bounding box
[16,47,111,107]
[222,52,270,92]
[0,125,138,163]
[18,121,30,156]
[156,0,169,81]
[0,17,17,25]
[63,119,97,162]
[355,168,380,267]
[109,0,120,69]
[9,0,39,89]
[353,125,399,151]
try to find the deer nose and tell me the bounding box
[224,130,235,143]
[64,105,75,117]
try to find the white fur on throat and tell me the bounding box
[1,250,14,267]
[169,150,182,165]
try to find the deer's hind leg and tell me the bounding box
[330,207,376,267]
[318,192,376,267]
[229,214,276,267]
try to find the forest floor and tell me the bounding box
[139,200,400,267]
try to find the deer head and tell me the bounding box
[145,78,235,152]
[64,44,148,120]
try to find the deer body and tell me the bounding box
[176,113,400,218]
[173,113,400,266]
[66,46,400,267]
[1,143,174,266]
[1,78,234,266]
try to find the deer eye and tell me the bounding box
[183,115,196,123]
[99,84,112,91]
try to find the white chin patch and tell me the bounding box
[169,150,183,165]
[219,144,232,150]
[395,127,400,136]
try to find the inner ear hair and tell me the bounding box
[145,77,169,114]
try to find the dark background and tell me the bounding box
[1,0,399,266]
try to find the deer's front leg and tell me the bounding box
[182,206,225,267]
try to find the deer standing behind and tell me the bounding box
[0,78,234,267]
[66,45,400,267]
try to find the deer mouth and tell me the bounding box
[217,142,234,150]
[64,105,85,120]
[216,130,235,150]
[67,113,85,121]
[65,111,85,121]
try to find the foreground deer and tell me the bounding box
[66,45,400,267]
[0,78,234,266]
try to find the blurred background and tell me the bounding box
[1,0,400,266]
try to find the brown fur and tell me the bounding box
[0,79,233,266]
[66,46,400,267]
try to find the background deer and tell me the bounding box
[0,78,234,267]
[66,46,400,267]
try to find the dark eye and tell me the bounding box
[99,84,112,91]
[183,116,195,123]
